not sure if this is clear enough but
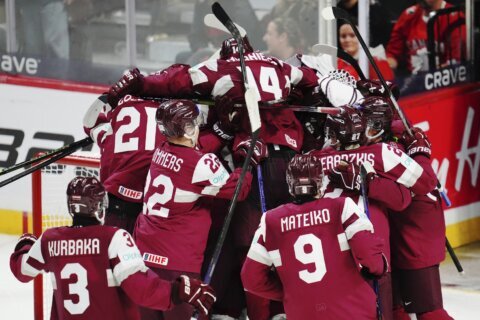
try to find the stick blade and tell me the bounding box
[311,44,338,56]
[204,13,247,37]
[321,7,335,20]
[244,88,261,133]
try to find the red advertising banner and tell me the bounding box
[400,83,480,245]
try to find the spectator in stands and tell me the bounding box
[337,0,394,48]
[386,0,465,74]
[175,0,263,64]
[338,21,394,81]
[263,17,305,61]
[17,0,69,59]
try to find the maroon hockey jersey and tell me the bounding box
[241,197,385,320]
[135,140,252,273]
[10,226,174,320]
[84,95,165,203]
[136,54,320,151]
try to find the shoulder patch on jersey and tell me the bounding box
[406,5,417,14]
[192,153,229,186]
[204,59,218,72]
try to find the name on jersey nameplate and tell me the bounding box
[118,186,143,200]
[143,252,169,266]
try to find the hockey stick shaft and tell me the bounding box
[257,166,267,213]
[359,166,382,320]
[446,238,464,274]
[0,137,93,188]
[0,137,93,176]
[141,96,341,114]
[201,2,261,287]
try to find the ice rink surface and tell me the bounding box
[1,234,479,319]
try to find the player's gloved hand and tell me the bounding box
[171,275,216,318]
[14,233,38,252]
[212,95,241,141]
[400,127,431,158]
[107,68,144,107]
[356,79,400,100]
[233,138,269,167]
[329,161,362,191]
[360,254,388,280]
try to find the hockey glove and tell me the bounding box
[329,161,375,192]
[212,95,241,141]
[14,233,38,252]
[233,138,269,167]
[400,127,432,158]
[107,68,144,107]
[356,79,400,100]
[360,254,388,280]
[171,275,216,318]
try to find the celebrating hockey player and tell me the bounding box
[133,99,259,320]
[10,176,216,319]
[83,94,165,233]
[241,153,387,320]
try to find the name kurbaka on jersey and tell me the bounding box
[48,239,100,257]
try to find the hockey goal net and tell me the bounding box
[31,152,100,320]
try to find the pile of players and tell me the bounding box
[10,35,453,320]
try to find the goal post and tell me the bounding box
[31,152,100,320]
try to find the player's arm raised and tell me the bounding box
[10,233,44,283]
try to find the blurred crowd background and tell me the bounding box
[0,0,477,96]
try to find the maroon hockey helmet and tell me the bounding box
[219,36,254,59]
[156,99,200,138]
[286,154,325,198]
[324,105,366,149]
[66,177,107,224]
[360,96,393,140]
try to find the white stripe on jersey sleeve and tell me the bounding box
[189,67,208,86]
[212,75,234,97]
[337,233,351,251]
[381,143,423,188]
[20,235,45,278]
[108,229,148,285]
[289,65,304,85]
[90,122,112,144]
[246,215,274,266]
[341,197,374,240]
[174,188,201,203]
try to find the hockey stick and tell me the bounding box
[321,6,461,272]
[142,95,342,114]
[446,238,464,274]
[359,165,382,320]
[312,44,367,80]
[257,166,267,213]
[0,137,92,176]
[0,137,93,188]
[200,2,262,291]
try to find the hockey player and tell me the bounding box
[311,106,416,320]
[83,95,165,233]
[241,153,387,320]
[133,99,262,320]
[356,97,453,319]
[10,176,216,320]
[389,127,453,320]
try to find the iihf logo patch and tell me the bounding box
[143,252,168,266]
